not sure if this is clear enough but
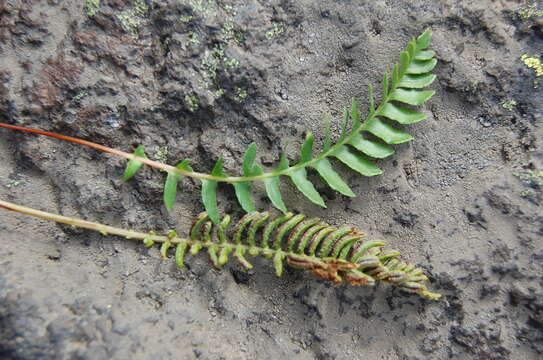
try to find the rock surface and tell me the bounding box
[0,0,542,359]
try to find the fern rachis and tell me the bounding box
[0,199,440,300]
[0,30,438,223]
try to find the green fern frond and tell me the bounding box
[0,199,440,300]
[146,29,437,221]
[0,30,438,223]
[120,29,437,221]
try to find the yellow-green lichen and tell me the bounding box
[180,15,193,23]
[266,22,284,39]
[85,0,100,17]
[521,54,543,77]
[501,99,517,111]
[184,95,199,112]
[517,3,543,19]
[117,0,149,38]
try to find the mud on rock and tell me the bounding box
[0,1,542,359]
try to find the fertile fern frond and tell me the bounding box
[0,199,440,300]
[0,30,438,224]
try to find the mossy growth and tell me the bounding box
[188,31,200,44]
[224,57,240,68]
[72,90,89,103]
[84,0,100,17]
[5,179,22,189]
[184,95,199,112]
[233,87,248,103]
[220,19,245,45]
[517,3,543,19]
[201,48,221,84]
[180,0,217,17]
[199,44,243,98]
[515,170,542,202]
[266,22,285,39]
[117,0,149,38]
[514,170,543,188]
[178,2,246,102]
[501,99,517,111]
